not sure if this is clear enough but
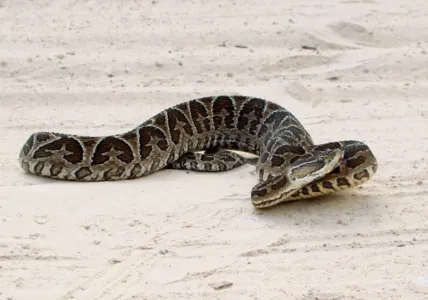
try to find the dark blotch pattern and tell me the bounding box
[216,161,228,170]
[354,169,369,180]
[183,152,198,160]
[138,126,168,159]
[301,187,310,196]
[50,164,63,177]
[92,137,134,165]
[238,97,265,135]
[189,100,211,133]
[212,96,235,130]
[75,167,92,180]
[337,177,351,187]
[167,108,193,144]
[322,181,335,190]
[330,166,341,175]
[34,161,45,175]
[154,112,167,127]
[251,187,268,197]
[271,155,285,167]
[289,156,300,164]
[344,143,368,160]
[346,156,366,169]
[36,133,51,143]
[264,111,288,131]
[201,153,215,161]
[310,183,321,193]
[271,176,289,191]
[34,136,83,164]
[275,145,305,156]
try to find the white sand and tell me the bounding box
[1,1,427,299]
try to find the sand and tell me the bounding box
[1,0,427,299]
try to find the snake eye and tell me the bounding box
[317,157,324,164]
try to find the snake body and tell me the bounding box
[19,95,378,208]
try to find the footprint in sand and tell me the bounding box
[260,55,334,73]
[329,21,399,48]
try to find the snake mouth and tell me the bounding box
[251,149,343,208]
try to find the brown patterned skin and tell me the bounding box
[18,95,378,208]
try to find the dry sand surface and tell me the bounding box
[1,1,427,299]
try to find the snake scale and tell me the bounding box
[19,95,378,208]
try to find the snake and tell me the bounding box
[18,95,378,208]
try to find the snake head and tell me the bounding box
[251,148,343,208]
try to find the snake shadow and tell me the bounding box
[253,188,376,227]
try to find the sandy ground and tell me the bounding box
[1,1,427,299]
